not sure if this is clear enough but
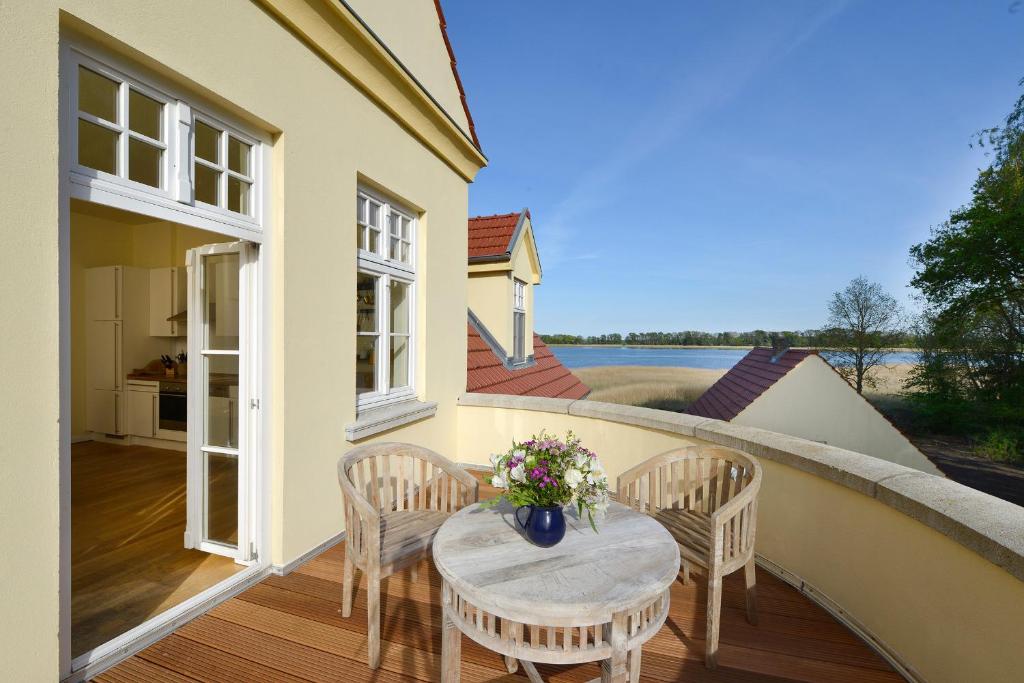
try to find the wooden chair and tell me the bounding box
[337,442,479,669]
[617,445,762,668]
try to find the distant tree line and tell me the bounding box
[540,329,919,348]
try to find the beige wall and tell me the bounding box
[345,0,471,138]
[1,1,480,678]
[69,202,225,436]
[734,356,941,475]
[456,399,1024,683]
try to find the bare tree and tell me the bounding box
[824,277,905,394]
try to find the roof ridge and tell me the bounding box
[469,210,522,221]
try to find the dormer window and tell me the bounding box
[513,278,526,364]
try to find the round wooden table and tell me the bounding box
[432,500,679,682]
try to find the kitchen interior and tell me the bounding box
[70,199,242,657]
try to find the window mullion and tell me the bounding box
[381,273,390,394]
[117,81,129,178]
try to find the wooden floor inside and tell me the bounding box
[97,475,904,682]
[73,441,242,657]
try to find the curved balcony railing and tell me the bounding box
[457,392,1024,683]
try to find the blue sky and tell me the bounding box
[444,1,1023,336]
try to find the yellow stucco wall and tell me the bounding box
[345,0,471,138]
[456,401,1024,683]
[734,355,942,475]
[1,1,480,678]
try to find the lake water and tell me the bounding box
[550,346,920,370]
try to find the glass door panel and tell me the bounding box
[186,241,256,562]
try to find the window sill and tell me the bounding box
[345,399,437,442]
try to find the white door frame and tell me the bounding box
[57,35,274,681]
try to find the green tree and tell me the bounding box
[907,80,1024,438]
[823,277,905,394]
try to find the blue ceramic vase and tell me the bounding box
[515,505,566,547]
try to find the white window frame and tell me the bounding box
[191,111,259,221]
[66,46,265,236]
[513,278,527,363]
[356,187,417,410]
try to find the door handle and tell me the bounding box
[152,393,159,434]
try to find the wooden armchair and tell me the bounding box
[617,445,762,668]
[337,442,479,669]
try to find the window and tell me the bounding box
[513,279,526,364]
[192,117,255,216]
[76,64,168,190]
[356,189,416,408]
[70,51,262,227]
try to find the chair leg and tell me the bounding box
[367,570,381,669]
[705,570,723,669]
[341,551,355,618]
[681,558,690,585]
[410,563,419,583]
[744,556,758,626]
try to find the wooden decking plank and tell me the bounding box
[135,633,309,683]
[91,655,201,683]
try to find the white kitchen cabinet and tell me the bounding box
[85,266,168,436]
[150,267,187,337]
[85,265,121,321]
[87,389,122,435]
[126,380,159,438]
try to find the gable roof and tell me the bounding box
[468,209,530,260]
[467,320,590,399]
[685,348,816,421]
[433,0,480,149]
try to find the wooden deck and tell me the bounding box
[96,477,905,682]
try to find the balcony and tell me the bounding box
[97,395,1024,682]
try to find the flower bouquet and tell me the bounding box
[483,431,610,544]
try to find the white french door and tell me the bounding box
[185,241,259,562]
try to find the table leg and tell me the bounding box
[441,604,461,681]
[628,646,642,683]
[600,612,629,683]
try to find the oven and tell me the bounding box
[158,380,187,432]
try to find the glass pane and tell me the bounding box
[195,163,220,205]
[78,119,118,174]
[390,237,400,260]
[400,242,409,264]
[357,195,366,222]
[367,201,380,228]
[195,120,220,163]
[390,280,409,335]
[227,177,250,215]
[205,354,239,448]
[205,451,238,546]
[401,216,410,240]
[390,213,401,237]
[204,253,240,350]
[128,138,161,188]
[357,273,377,332]
[390,336,409,389]
[367,227,379,253]
[356,336,377,394]
[356,224,365,251]
[227,136,250,175]
[78,66,118,121]
[129,89,162,140]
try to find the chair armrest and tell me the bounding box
[337,462,380,524]
[710,466,762,527]
[435,460,480,505]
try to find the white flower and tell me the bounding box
[510,462,527,482]
[491,473,508,489]
[592,493,610,514]
[489,452,502,467]
[563,468,584,489]
[586,463,606,484]
[573,451,589,469]
[512,449,526,461]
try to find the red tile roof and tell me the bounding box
[467,323,590,399]
[685,348,816,421]
[468,210,528,259]
[433,0,480,150]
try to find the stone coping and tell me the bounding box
[345,399,437,441]
[458,392,1024,583]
